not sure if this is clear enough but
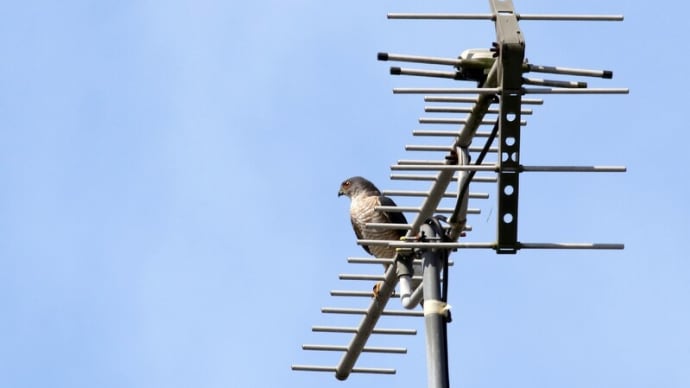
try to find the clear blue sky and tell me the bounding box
[1,1,688,387]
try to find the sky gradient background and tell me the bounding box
[1,1,688,387]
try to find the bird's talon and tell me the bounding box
[372,281,383,298]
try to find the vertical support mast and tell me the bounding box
[491,0,525,254]
[420,223,450,388]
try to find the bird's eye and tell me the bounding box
[343,180,351,187]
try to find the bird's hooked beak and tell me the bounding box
[337,190,344,197]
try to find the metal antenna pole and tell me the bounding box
[420,223,450,388]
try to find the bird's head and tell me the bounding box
[338,176,381,199]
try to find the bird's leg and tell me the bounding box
[372,281,384,298]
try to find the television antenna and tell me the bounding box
[293,1,627,387]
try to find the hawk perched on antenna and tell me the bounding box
[338,176,408,294]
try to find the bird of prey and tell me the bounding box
[338,176,408,295]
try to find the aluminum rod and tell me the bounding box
[424,96,543,104]
[522,165,626,172]
[364,222,412,230]
[292,365,396,375]
[389,12,494,20]
[383,189,490,199]
[365,223,469,233]
[339,274,384,281]
[391,164,626,172]
[330,290,389,297]
[524,87,629,94]
[526,64,613,79]
[357,240,624,250]
[419,117,525,125]
[391,164,497,171]
[397,159,445,165]
[387,13,624,21]
[519,242,625,249]
[303,344,407,354]
[312,326,417,335]
[347,257,396,265]
[378,52,461,66]
[346,257,454,266]
[392,67,460,80]
[395,87,500,94]
[412,129,495,137]
[518,14,624,21]
[424,96,481,103]
[390,173,442,181]
[339,274,423,281]
[405,145,498,153]
[398,87,628,95]
[377,205,481,215]
[523,77,587,88]
[323,307,424,317]
[425,106,533,115]
[390,173,497,183]
[424,106,476,113]
[359,240,495,249]
[473,176,499,183]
